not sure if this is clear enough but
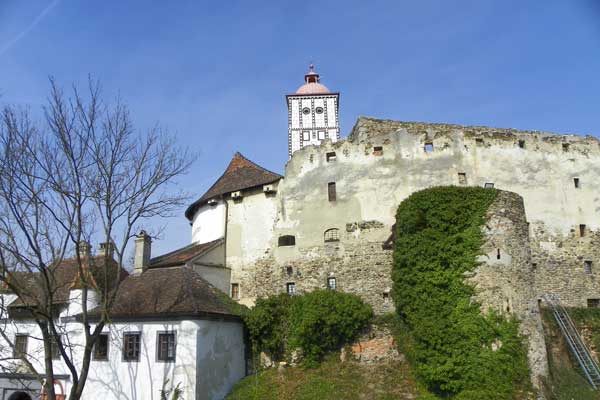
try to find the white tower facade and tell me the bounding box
[286,64,340,157]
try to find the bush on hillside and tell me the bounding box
[244,290,373,365]
[392,186,530,399]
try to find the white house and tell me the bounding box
[0,234,246,400]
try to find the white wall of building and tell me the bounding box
[191,201,226,244]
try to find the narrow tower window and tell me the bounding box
[328,182,336,202]
[458,173,467,185]
[562,143,570,152]
[327,277,337,290]
[584,261,593,274]
[574,178,580,188]
[580,224,586,237]
[518,140,525,149]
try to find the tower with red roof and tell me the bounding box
[286,64,340,157]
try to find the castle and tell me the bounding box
[185,64,600,317]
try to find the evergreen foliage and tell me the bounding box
[392,186,530,399]
[244,290,373,365]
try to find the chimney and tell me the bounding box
[99,241,115,258]
[134,231,151,274]
[77,241,91,256]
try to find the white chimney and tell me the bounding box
[134,231,151,274]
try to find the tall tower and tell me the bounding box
[286,64,340,157]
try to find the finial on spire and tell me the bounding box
[305,63,319,83]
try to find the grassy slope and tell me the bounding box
[226,356,422,400]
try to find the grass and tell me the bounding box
[226,355,421,400]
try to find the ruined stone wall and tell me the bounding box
[228,116,600,311]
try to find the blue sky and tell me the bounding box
[1,1,600,256]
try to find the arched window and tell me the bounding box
[324,228,340,243]
[278,235,296,247]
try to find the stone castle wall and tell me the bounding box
[227,116,600,312]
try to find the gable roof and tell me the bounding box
[185,152,282,220]
[6,255,128,310]
[90,266,242,320]
[148,238,223,268]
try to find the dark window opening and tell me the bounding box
[496,249,501,260]
[278,235,296,247]
[286,282,296,295]
[14,335,28,359]
[458,173,467,185]
[518,140,525,149]
[50,336,61,360]
[580,224,586,237]
[424,142,434,152]
[231,283,239,300]
[328,182,336,202]
[562,143,570,152]
[123,332,141,361]
[286,266,293,276]
[326,152,337,162]
[327,277,337,290]
[94,333,109,361]
[574,178,580,188]
[588,299,600,308]
[373,146,383,156]
[476,138,484,146]
[324,228,340,243]
[584,261,593,274]
[383,292,390,302]
[484,183,495,189]
[157,332,176,362]
[532,263,537,271]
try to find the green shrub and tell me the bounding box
[392,186,530,399]
[244,290,373,365]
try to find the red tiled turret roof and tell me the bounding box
[184,152,282,220]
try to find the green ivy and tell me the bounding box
[392,186,530,399]
[244,290,373,365]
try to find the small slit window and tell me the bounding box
[324,228,340,243]
[424,142,434,152]
[327,277,337,290]
[373,146,383,156]
[584,261,593,274]
[278,235,296,247]
[580,224,586,237]
[326,152,337,162]
[286,282,296,295]
[574,178,580,188]
[518,140,525,149]
[231,283,239,300]
[328,182,336,202]
[496,249,501,260]
[383,292,390,302]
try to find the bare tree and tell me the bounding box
[0,78,193,400]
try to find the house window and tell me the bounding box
[14,335,28,359]
[231,283,240,300]
[324,228,340,243]
[51,335,61,360]
[580,224,586,237]
[424,142,434,152]
[476,138,484,146]
[458,173,467,185]
[157,332,176,362]
[122,332,141,362]
[584,261,593,275]
[484,183,495,189]
[302,131,309,141]
[518,140,525,149]
[574,178,580,188]
[318,131,325,140]
[94,333,109,361]
[373,146,383,156]
[562,143,570,152]
[326,152,337,162]
[278,235,296,247]
[327,277,337,290]
[588,299,600,308]
[328,182,336,202]
[286,282,296,295]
